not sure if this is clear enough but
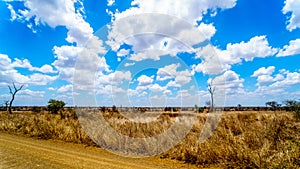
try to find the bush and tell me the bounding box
[197,107,204,113]
[47,99,66,119]
[284,99,300,120]
[47,99,65,114]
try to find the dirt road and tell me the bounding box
[0,133,199,169]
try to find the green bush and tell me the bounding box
[47,99,65,115]
[284,99,300,120]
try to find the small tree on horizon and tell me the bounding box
[194,104,198,113]
[208,80,216,112]
[4,100,9,112]
[8,83,24,114]
[283,99,298,111]
[237,104,242,110]
[283,100,298,106]
[265,101,281,111]
[283,99,300,119]
[47,99,66,118]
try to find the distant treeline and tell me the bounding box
[0,106,296,112]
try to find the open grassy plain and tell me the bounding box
[0,109,299,168]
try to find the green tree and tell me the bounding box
[265,101,281,110]
[294,104,300,120]
[283,100,298,106]
[47,99,66,118]
[194,104,204,113]
[194,104,198,113]
[283,100,298,111]
[283,99,300,120]
[4,100,9,112]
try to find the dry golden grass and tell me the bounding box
[0,110,299,168]
[163,112,300,168]
[102,111,176,138]
[0,111,94,145]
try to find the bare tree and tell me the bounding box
[8,83,24,114]
[4,100,9,112]
[208,80,216,111]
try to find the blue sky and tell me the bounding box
[0,0,300,107]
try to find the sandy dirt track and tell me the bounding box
[0,133,201,169]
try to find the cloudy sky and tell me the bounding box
[0,0,299,107]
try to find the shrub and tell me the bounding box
[293,104,300,120]
[283,99,300,120]
[47,99,65,114]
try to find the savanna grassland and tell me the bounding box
[0,109,299,168]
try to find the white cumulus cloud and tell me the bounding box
[277,39,300,57]
[197,23,216,40]
[0,54,58,85]
[252,66,300,89]
[193,36,278,75]
[7,4,17,21]
[252,66,275,77]
[282,0,300,31]
[10,0,93,45]
[106,0,237,62]
[211,70,245,95]
[137,75,154,86]
[112,0,237,24]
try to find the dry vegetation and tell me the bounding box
[0,111,94,145]
[0,110,299,168]
[164,112,300,168]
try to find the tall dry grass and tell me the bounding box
[0,110,299,168]
[0,112,94,145]
[163,112,300,168]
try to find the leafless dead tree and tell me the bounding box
[208,80,215,112]
[8,83,24,114]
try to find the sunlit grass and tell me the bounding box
[0,110,299,168]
